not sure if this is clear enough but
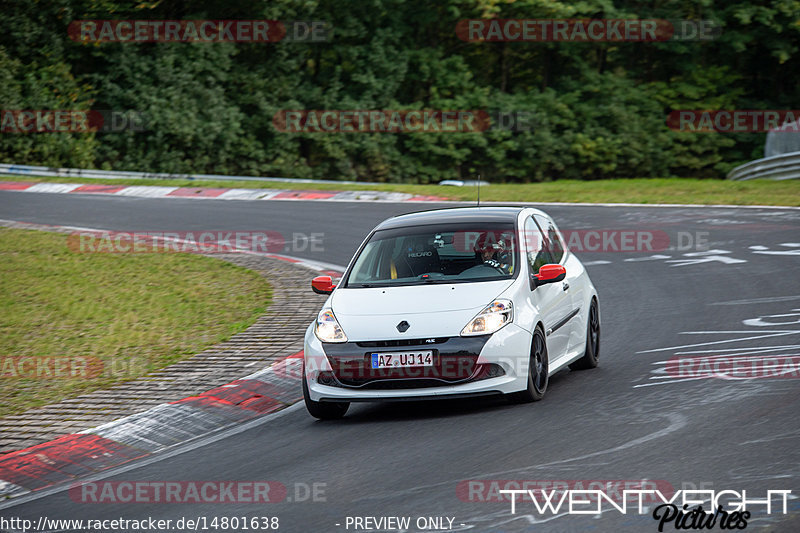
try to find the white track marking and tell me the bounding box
[638,301,800,387]
[634,377,712,388]
[352,413,687,504]
[637,332,800,353]
[743,312,800,327]
[680,330,799,333]
[710,295,800,306]
[740,429,800,445]
[750,243,800,256]
[665,249,746,267]
[673,344,800,355]
[651,354,800,365]
[624,255,671,262]
[752,249,800,256]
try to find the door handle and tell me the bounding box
[562,282,570,291]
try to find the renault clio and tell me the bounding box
[303,207,600,419]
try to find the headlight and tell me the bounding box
[315,308,348,343]
[461,299,513,336]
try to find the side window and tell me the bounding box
[524,216,553,274]
[535,215,565,264]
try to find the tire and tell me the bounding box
[569,298,600,371]
[303,369,349,420]
[510,326,549,403]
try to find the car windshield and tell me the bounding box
[345,223,518,287]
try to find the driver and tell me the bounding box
[474,232,513,274]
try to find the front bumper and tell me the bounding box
[303,322,532,402]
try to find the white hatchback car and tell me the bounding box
[303,207,600,419]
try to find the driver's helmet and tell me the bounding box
[474,232,506,257]
[474,231,513,272]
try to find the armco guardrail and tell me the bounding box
[0,163,380,185]
[727,151,800,181]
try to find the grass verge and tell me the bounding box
[2,175,799,206]
[0,227,271,418]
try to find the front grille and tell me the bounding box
[359,378,461,390]
[322,335,492,389]
[356,338,448,348]
[319,363,505,389]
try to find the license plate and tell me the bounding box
[371,351,434,369]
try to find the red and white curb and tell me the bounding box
[3,180,799,210]
[0,181,446,203]
[0,353,306,499]
[0,220,344,500]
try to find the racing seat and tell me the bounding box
[391,240,442,278]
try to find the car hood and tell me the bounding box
[330,280,514,340]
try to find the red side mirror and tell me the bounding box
[533,264,566,286]
[312,276,336,295]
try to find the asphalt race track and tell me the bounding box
[1,190,799,532]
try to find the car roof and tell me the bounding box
[375,206,527,231]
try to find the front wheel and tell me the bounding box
[510,327,549,403]
[569,298,600,370]
[303,369,349,420]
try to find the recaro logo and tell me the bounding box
[408,251,432,258]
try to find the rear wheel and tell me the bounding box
[510,327,548,403]
[569,298,600,370]
[303,369,349,420]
